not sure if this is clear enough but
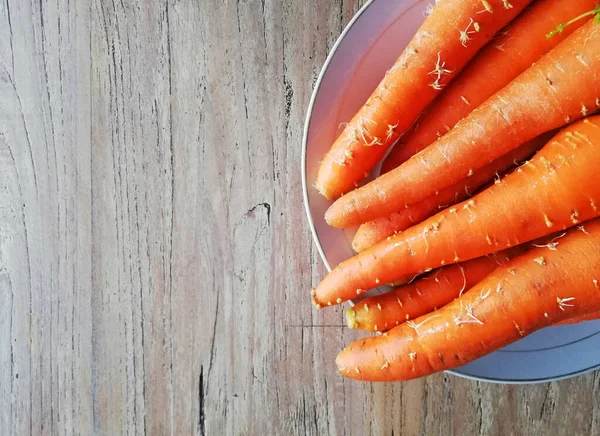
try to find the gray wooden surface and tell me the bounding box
[1,0,599,435]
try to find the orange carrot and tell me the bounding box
[352,136,547,252]
[313,117,600,307]
[381,0,599,174]
[336,219,600,381]
[347,248,525,332]
[315,0,534,200]
[558,312,600,325]
[325,20,600,228]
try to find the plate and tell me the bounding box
[301,0,600,383]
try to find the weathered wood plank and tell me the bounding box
[1,0,600,435]
[0,0,92,435]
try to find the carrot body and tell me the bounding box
[381,0,598,174]
[313,117,600,307]
[326,20,600,228]
[352,136,547,252]
[347,248,525,332]
[558,312,600,325]
[315,0,533,200]
[336,219,600,381]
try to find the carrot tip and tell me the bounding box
[324,204,343,227]
[312,291,322,309]
[315,181,333,200]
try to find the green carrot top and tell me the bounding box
[547,6,600,39]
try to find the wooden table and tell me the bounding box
[1,1,598,434]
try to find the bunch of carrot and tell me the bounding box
[311,0,600,381]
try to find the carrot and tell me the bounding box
[557,312,600,325]
[347,247,526,332]
[313,117,600,307]
[352,135,547,252]
[325,20,600,228]
[380,0,599,174]
[336,219,600,381]
[315,0,534,200]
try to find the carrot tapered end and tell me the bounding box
[325,197,358,228]
[336,343,380,381]
[315,180,335,201]
[336,347,359,379]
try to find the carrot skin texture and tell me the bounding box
[352,136,547,252]
[337,219,600,381]
[347,248,525,332]
[381,0,598,174]
[558,312,600,326]
[314,117,600,307]
[326,20,600,228]
[315,0,534,200]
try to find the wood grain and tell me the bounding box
[0,0,599,435]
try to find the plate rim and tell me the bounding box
[301,0,600,385]
[301,0,377,273]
